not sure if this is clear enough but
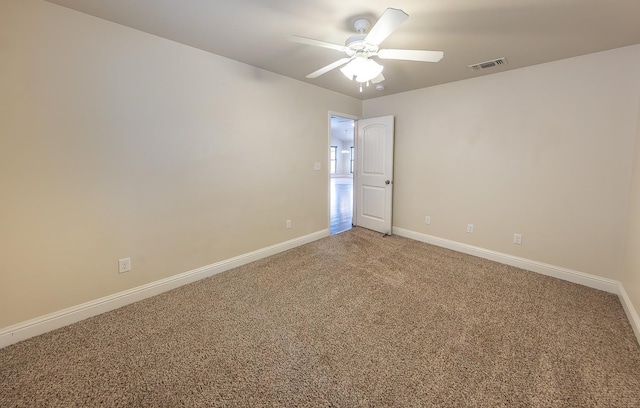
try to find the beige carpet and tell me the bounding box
[1,227,639,407]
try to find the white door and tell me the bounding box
[354,115,394,234]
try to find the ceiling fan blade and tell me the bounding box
[364,8,409,46]
[306,58,352,78]
[288,35,346,52]
[378,49,444,62]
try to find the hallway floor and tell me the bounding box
[330,177,353,235]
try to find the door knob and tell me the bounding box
[385,180,391,185]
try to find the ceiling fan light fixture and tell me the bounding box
[340,57,384,83]
[339,62,356,80]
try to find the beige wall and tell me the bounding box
[621,96,640,327]
[363,45,640,279]
[0,0,361,327]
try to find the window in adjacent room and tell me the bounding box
[350,146,354,173]
[330,146,337,174]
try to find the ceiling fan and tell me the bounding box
[289,8,444,91]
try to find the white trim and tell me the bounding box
[618,284,640,345]
[392,227,620,294]
[0,229,329,349]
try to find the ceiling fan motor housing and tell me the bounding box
[345,34,378,57]
[345,18,378,57]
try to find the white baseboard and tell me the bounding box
[0,229,329,349]
[392,227,620,293]
[393,227,640,345]
[618,284,640,345]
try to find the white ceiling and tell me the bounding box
[45,0,640,100]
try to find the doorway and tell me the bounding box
[330,115,355,235]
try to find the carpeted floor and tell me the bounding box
[1,227,639,407]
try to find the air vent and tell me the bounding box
[468,57,508,71]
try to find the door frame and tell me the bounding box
[327,111,360,233]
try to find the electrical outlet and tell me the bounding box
[118,257,131,273]
[424,216,431,225]
[513,233,522,245]
[285,220,292,229]
[467,224,474,233]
